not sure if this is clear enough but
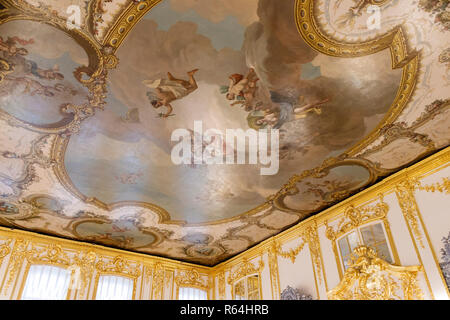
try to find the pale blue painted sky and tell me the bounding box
[144,0,246,51]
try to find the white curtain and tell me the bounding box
[21,265,70,300]
[95,275,134,300]
[178,287,207,300]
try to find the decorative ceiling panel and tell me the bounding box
[0,0,448,266]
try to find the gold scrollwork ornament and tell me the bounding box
[328,246,424,300]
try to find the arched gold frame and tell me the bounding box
[92,271,138,300]
[334,220,399,279]
[174,269,211,300]
[227,258,264,300]
[324,196,400,279]
[18,262,73,300]
[92,255,141,300]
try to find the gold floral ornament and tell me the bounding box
[175,268,210,299]
[0,239,12,261]
[395,179,425,248]
[217,271,225,300]
[95,255,141,277]
[415,177,450,194]
[151,262,165,300]
[328,246,424,300]
[227,257,264,285]
[273,238,306,263]
[325,195,389,241]
[175,268,209,289]
[70,251,97,298]
[26,243,71,265]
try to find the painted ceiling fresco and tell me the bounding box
[0,0,449,266]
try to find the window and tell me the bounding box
[233,275,260,300]
[21,265,70,300]
[338,222,393,270]
[95,275,134,300]
[178,287,207,300]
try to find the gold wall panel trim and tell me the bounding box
[217,271,225,300]
[267,241,281,300]
[394,185,436,299]
[397,176,450,299]
[0,227,210,273]
[395,180,425,248]
[0,239,11,263]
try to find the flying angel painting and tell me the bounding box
[143,69,199,118]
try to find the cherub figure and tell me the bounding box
[0,36,33,58]
[143,69,199,118]
[221,68,260,110]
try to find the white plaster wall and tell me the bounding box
[277,239,317,299]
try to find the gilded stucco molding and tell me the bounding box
[415,177,450,194]
[227,257,264,286]
[70,250,97,299]
[102,0,162,49]
[324,194,389,241]
[395,178,425,249]
[0,134,54,202]
[328,246,424,300]
[274,238,307,264]
[175,268,209,289]
[357,122,436,160]
[151,262,165,300]
[217,271,225,300]
[295,0,407,61]
[303,224,324,286]
[95,255,141,278]
[175,268,210,299]
[0,239,11,263]
[1,238,29,295]
[267,241,281,300]
[94,255,141,299]
[0,237,98,299]
[324,194,400,279]
[271,157,382,215]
